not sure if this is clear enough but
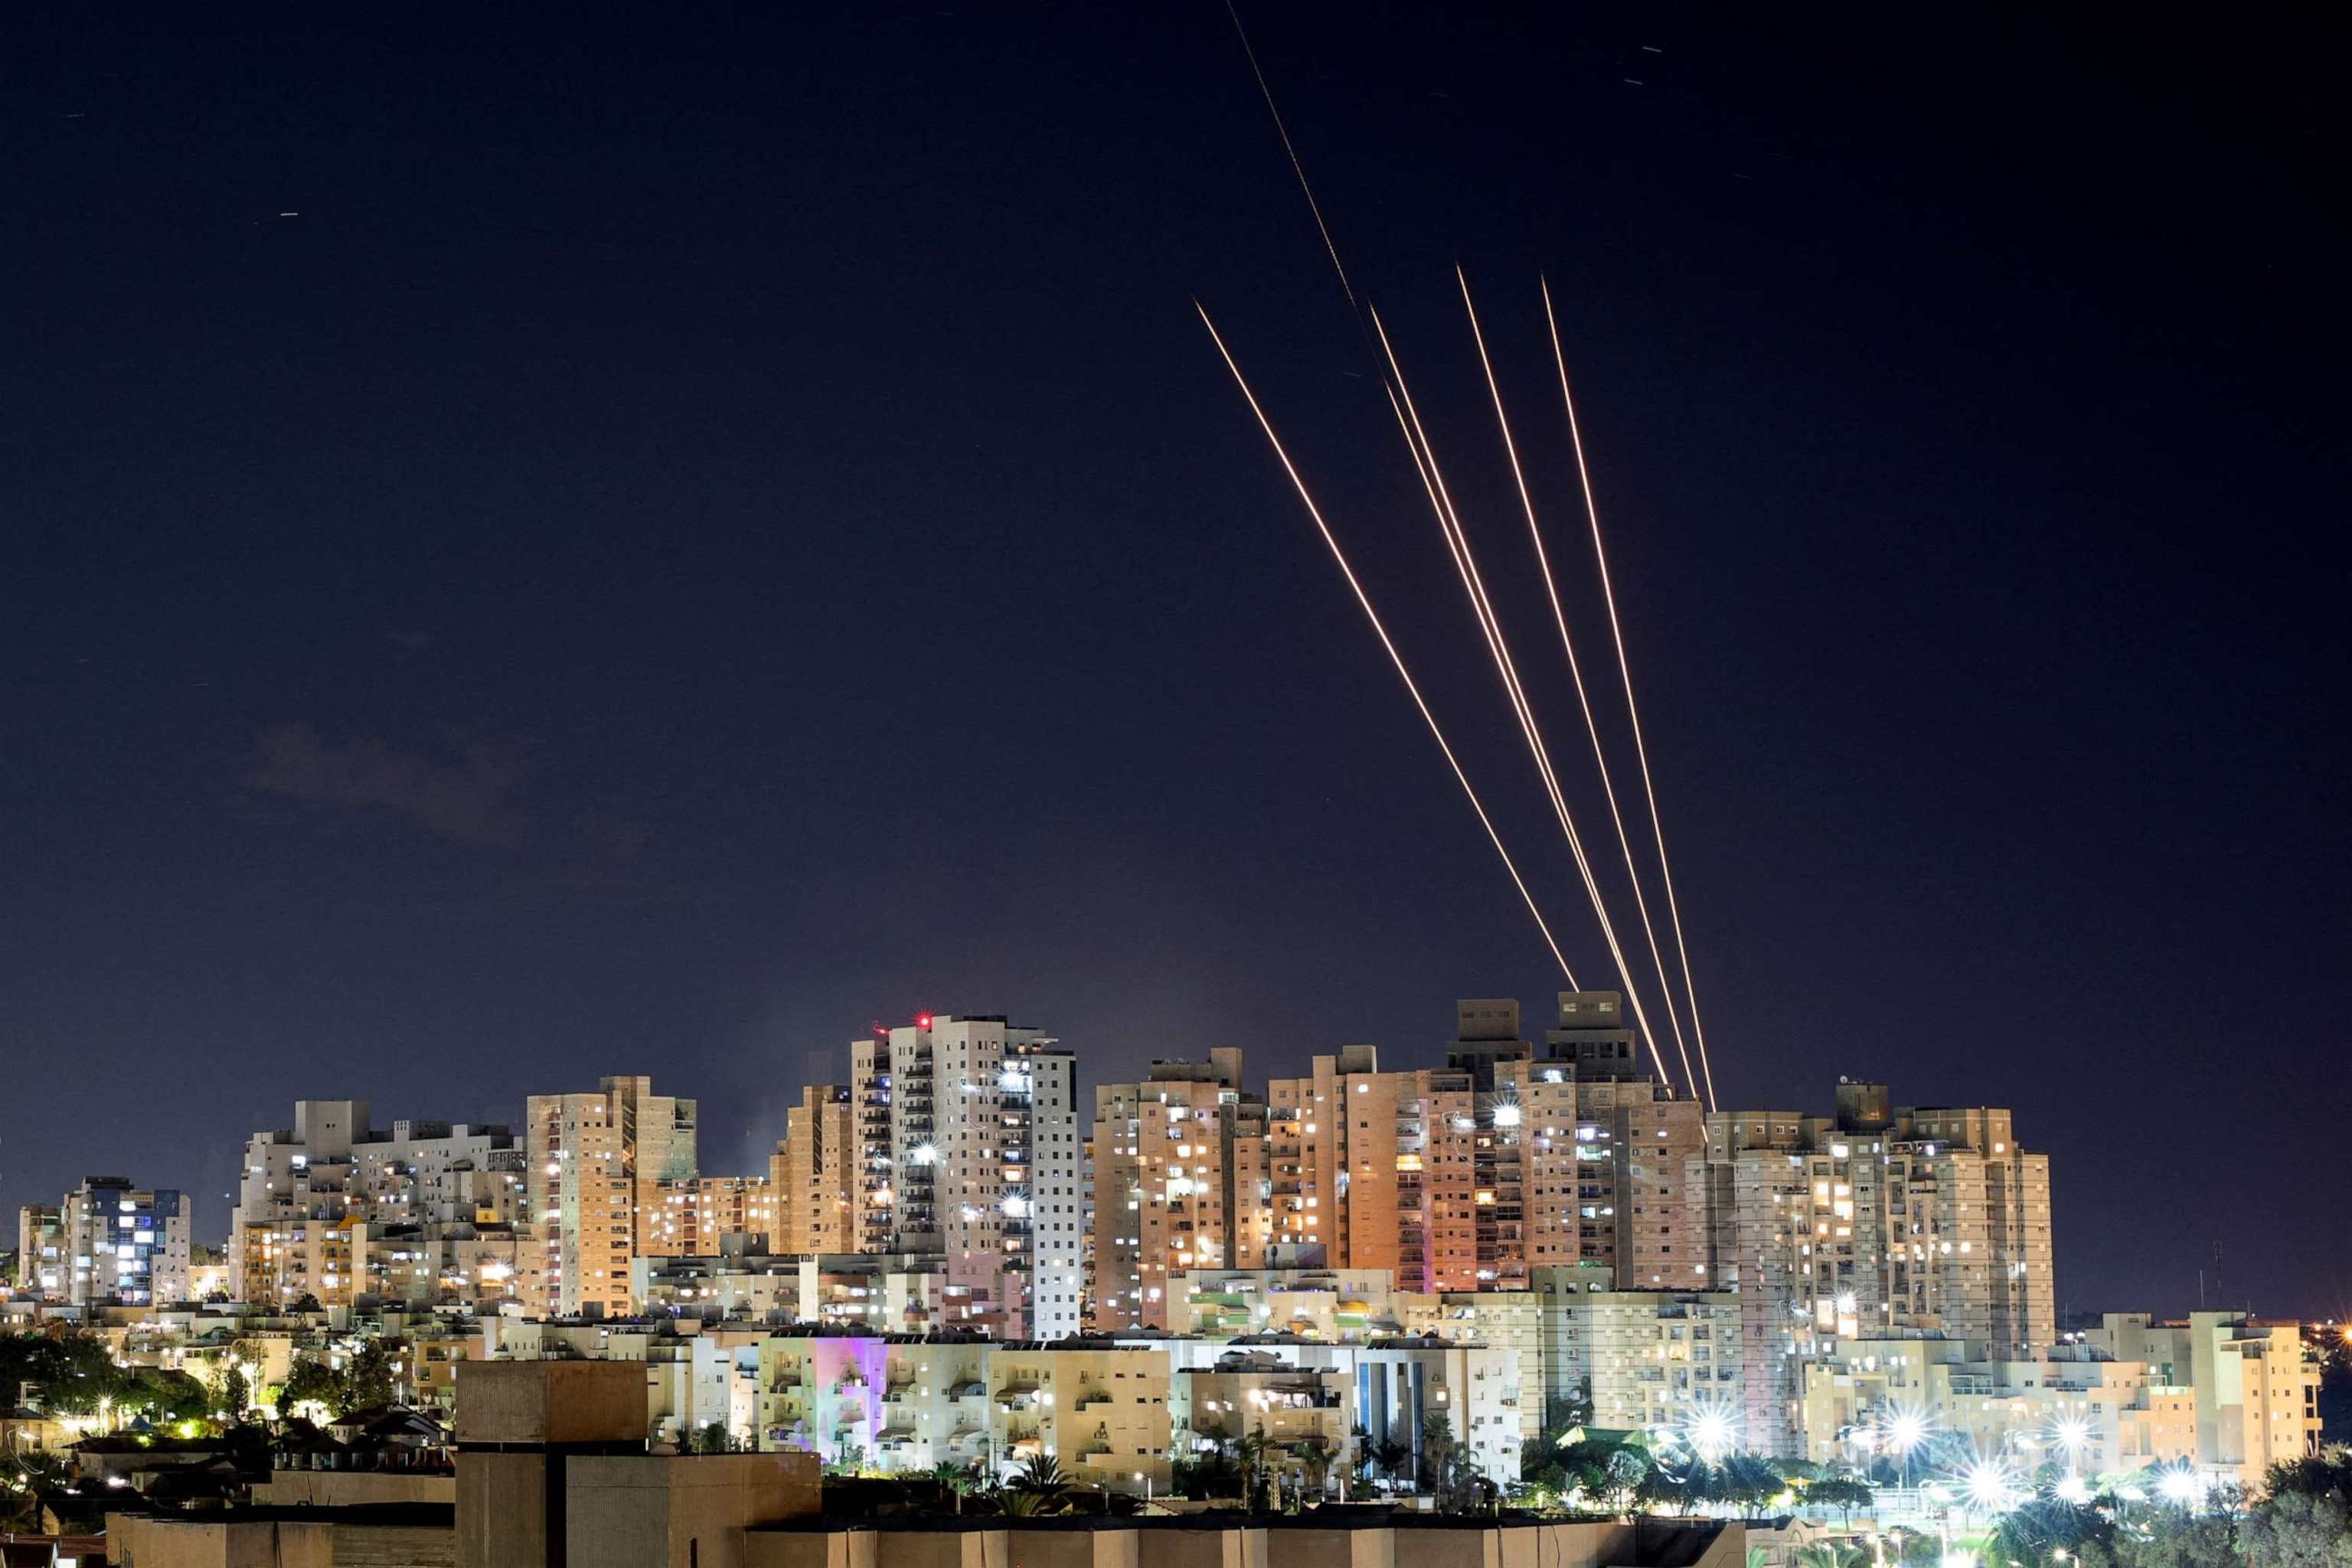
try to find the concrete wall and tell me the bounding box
[456,1357,648,1444]
[741,1522,1677,1568]
[456,1451,550,1568]
[332,1524,459,1567]
[107,1516,336,1568]
[256,1471,459,1507]
[567,1452,823,1568]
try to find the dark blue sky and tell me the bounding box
[3,4,2344,1318]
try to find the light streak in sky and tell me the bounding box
[1457,267,1697,1102]
[1218,11,1723,1076]
[1370,305,1681,1093]
[1544,278,1720,1112]
[1223,2,1357,317]
[1196,302,1582,988]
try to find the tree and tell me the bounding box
[694,1422,733,1455]
[1986,1498,2115,1567]
[2109,1508,2241,1568]
[1417,1412,1458,1495]
[1292,1433,1338,1502]
[1717,1452,1782,1514]
[339,1338,400,1414]
[2238,1487,2352,1567]
[279,1357,343,1419]
[1805,1475,1874,1527]
[2,1451,70,1533]
[1009,1452,1073,1514]
[1791,1547,1867,1568]
[1635,1463,1689,1515]
[1603,1447,1650,1514]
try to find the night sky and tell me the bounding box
[5,5,2344,1319]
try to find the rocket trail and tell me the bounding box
[1369,305,1684,1096]
[1543,279,1718,1112]
[1196,302,1582,989]
[1456,270,1703,1106]
[1224,2,1359,317]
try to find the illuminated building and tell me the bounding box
[849,1014,1083,1338]
[2086,1311,2324,1491]
[524,1076,698,1318]
[24,1176,194,1307]
[769,1084,855,1255]
[230,1099,527,1308]
[1689,1081,2056,1454]
[1089,1050,1270,1331]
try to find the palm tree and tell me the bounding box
[1373,1437,1410,1488]
[1417,1412,1458,1495]
[1009,1452,1073,1514]
[1791,1546,1867,1568]
[1291,1434,1338,1503]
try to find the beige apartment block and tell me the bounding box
[1170,1350,1352,1491]
[1178,1266,1397,1341]
[771,1085,857,1254]
[985,1341,1177,1492]
[1798,1335,2186,1474]
[1690,1082,2056,1454]
[2086,1311,2324,1491]
[650,1174,779,1258]
[1092,1050,1259,1330]
[524,1075,698,1318]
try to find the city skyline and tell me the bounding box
[5,2,2344,1337]
[0,986,2243,1324]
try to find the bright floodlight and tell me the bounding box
[1885,1410,1927,1452]
[2055,1473,2091,1504]
[1492,1102,1522,1128]
[1961,1459,2017,1513]
[2158,1468,2202,1505]
[2053,1416,2092,1458]
[912,1143,938,1166]
[1687,1408,1736,1461]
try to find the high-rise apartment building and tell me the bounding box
[524,1076,698,1318]
[1089,995,1702,1329]
[648,1174,778,1259]
[15,1206,64,1295]
[1089,1049,1275,1330]
[27,1178,193,1307]
[849,1014,1082,1338]
[230,1100,526,1308]
[769,1085,856,1255]
[1690,1080,2055,1453]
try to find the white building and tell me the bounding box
[850,1014,1083,1339]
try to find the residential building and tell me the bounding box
[230,1100,526,1308]
[648,1174,779,1258]
[2085,1312,2324,1491]
[524,1076,698,1318]
[1090,1050,1268,1331]
[850,1014,1083,1338]
[15,1206,63,1296]
[769,1086,855,1255]
[36,1178,193,1306]
[1690,1080,2056,1454]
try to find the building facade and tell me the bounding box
[850,1015,1083,1338]
[524,1076,699,1318]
